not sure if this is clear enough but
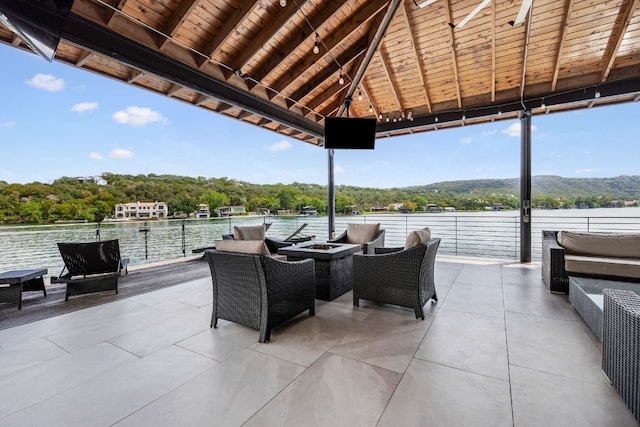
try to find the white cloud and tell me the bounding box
[26,73,65,92]
[577,168,599,174]
[482,130,497,136]
[112,106,168,126]
[461,137,472,144]
[266,140,292,152]
[88,152,103,160]
[0,121,15,128]
[502,122,538,137]
[71,102,99,112]
[109,149,135,159]
[335,165,346,174]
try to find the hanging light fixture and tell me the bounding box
[313,33,320,54]
[540,99,546,109]
[369,104,373,113]
[595,90,601,98]
[338,69,344,85]
[358,89,363,101]
[386,115,390,122]
[280,0,287,7]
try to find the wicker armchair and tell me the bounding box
[51,239,129,301]
[602,288,640,423]
[328,228,385,254]
[205,250,315,343]
[353,238,440,319]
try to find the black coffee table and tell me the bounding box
[278,242,361,301]
[0,269,48,310]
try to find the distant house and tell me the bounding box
[78,175,107,186]
[301,206,318,215]
[255,208,271,215]
[216,206,246,217]
[114,201,167,219]
[195,204,210,219]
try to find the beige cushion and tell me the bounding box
[565,254,640,279]
[214,239,270,256]
[346,223,380,244]
[233,224,266,241]
[558,231,640,259]
[404,227,432,249]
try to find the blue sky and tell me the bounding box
[1,43,639,189]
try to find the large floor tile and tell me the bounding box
[0,337,68,382]
[506,311,606,384]
[0,342,136,419]
[108,305,210,357]
[511,365,638,427]
[250,304,363,367]
[501,263,545,287]
[114,349,304,427]
[1,345,217,427]
[504,284,579,321]
[329,308,432,373]
[440,283,504,318]
[177,318,259,362]
[415,308,509,381]
[454,264,503,288]
[244,353,401,427]
[378,359,512,427]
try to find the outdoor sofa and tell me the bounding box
[328,223,385,254]
[541,230,640,293]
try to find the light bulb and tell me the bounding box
[313,42,319,54]
[595,90,601,98]
[358,90,363,101]
[541,102,546,109]
[280,0,287,7]
[393,117,397,122]
[497,110,502,116]
[338,73,344,85]
[461,114,466,121]
[369,104,373,113]
[378,113,382,120]
[386,115,390,122]
[435,116,439,123]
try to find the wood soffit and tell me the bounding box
[1,0,640,146]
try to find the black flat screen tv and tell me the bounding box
[324,117,376,150]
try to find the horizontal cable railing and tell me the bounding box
[2,212,640,276]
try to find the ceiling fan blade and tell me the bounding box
[513,0,533,25]
[456,0,491,28]
[415,0,438,8]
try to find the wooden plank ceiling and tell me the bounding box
[1,0,640,146]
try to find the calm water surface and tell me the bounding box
[1,208,640,278]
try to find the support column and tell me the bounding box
[520,110,532,262]
[328,149,335,239]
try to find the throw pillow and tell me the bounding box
[346,223,380,244]
[233,224,266,241]
[214,239,271,256]
[404,227,432,249]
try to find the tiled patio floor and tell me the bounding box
[0,257,637,426]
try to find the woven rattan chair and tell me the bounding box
[205,250,315,343]
[602,288,640,423]
[328,228,385,254]
[353,238,440,319]
[51,239,129,301]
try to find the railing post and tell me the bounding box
[181,220,186,257]
[455,216,458,256]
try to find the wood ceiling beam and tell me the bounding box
[288,38,368,108]
[193,94,209,106]
[159,0,200,51]
[519,1,533,100]
[551,0,576,92]
[270,0,390,95]
[230,1,304,73]
[127,69,143,83]
[601,0,639,82]
[377,47,404,113]
[196,1,259,69]
[11,34,21,46]
[398,1,432,113]
[75,50,93,67]
[236,110,254,120]
[105,0,127,27]
[166,83,182,97]
[490,0,496,103]
[248,1,344,84]
[443,0,462,109]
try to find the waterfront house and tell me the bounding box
[194,204,210,219]
[215,206,246,217]
[114,201,168,220]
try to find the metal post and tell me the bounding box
[139,221,150,260]
[95,222,101,242]
[520,110,532,262]
[328,149,335,239]
[181,220,186,257]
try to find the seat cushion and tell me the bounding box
[346,223,380,244]
[215,239,270,255]
[558,231,640,258]
[404,227,431,249]
[565,255,640,279]
[233,224,266,241]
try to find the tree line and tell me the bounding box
[0,173,636,224]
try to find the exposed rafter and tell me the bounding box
[377,47,403,113]
[551,0,576,92]
[601,0,639,82]
[490,0,496,102]
[443,0,462,108]
[159,0,199,51]
[519,0,533,100]
[105,0,127,27]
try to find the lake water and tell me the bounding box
[2,208,640,278]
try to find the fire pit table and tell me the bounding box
[278,242,361,301]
